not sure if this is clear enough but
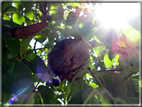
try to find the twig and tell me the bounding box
[34,39,38,54]
[28,47,50,52]
[97,69,123,73]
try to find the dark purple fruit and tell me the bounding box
[52,78,61,86]
[49,39,90,82]
[130,63,134,66]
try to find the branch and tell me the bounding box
[34,39,38,54]
[28,47,47,52]
[97,64,130,73]
[97,68,123,73]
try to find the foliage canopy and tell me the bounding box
[2,1,141,106]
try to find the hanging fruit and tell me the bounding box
[49,39,90,82]
[8,22,48,39]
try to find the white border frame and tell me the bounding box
[0,0,141,107]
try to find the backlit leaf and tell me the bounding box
[12,13,25,25]
[126,79,139,98]
[3,15,11,21]
[123,23,140,45]
[104,53,112,69]
[69,69,88,97]
[112,54,119,66]
[89,82,98,89]
[14,2,24,11]
[25,8,35,20]
[139,80,142,88]
[83,87,102,104]
[93,46,104,56]
[97,71,127,98]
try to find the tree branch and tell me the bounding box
[97,68,123,73]
[34,39,38,54]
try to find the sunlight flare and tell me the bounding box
[95,3,140,30]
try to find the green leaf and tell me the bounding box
[87,96,101,104]
[93,35,101,42]
[70,59,90,97]
[2,2,12,13]
[119,66,138,79]
[49,33,56,45]
[2,49,8,63]
[20,38,32,59]
[69,86,101,104]
[93,46,104,56]
[83,87,102,104]
[79,22,93,41]
[38,85,57,104]
[33,92,43,104]
[2,20,22,29]
[37,29,49,43]
[104,53,112,69]
[12,13,25,25]
[127,15,140,32]
[66,12,78,26]
[22,2,34,10]
[44,43,54,49]
[4,38,20,57]
[65,3,80,8]
[139,80,142,88]
[64,82,71,104]
[3,15,11,21]
[123,23,140,45]
[49,10,57,15]
[14,2,24,11]
[79,23,83,29]
[2,60,34,94]
[70,69,88,98]
[89,82,98,89]
[97,71,127,98]
[89,63,95,70]
[24,17,33,25]
[50,5,56,10]
[3,6,17,14]
[2,38,8,63]
[2,93,11,103]
[126,79,139,98]
[54,25,81,38]
[22,52,38,74]
[59,33,66,41]
[69,86,91,104]
[99,94,112,104]
[112,54,119,66]
[122,97,139,104]
[2,20,22,40]
[25,8,35,20]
